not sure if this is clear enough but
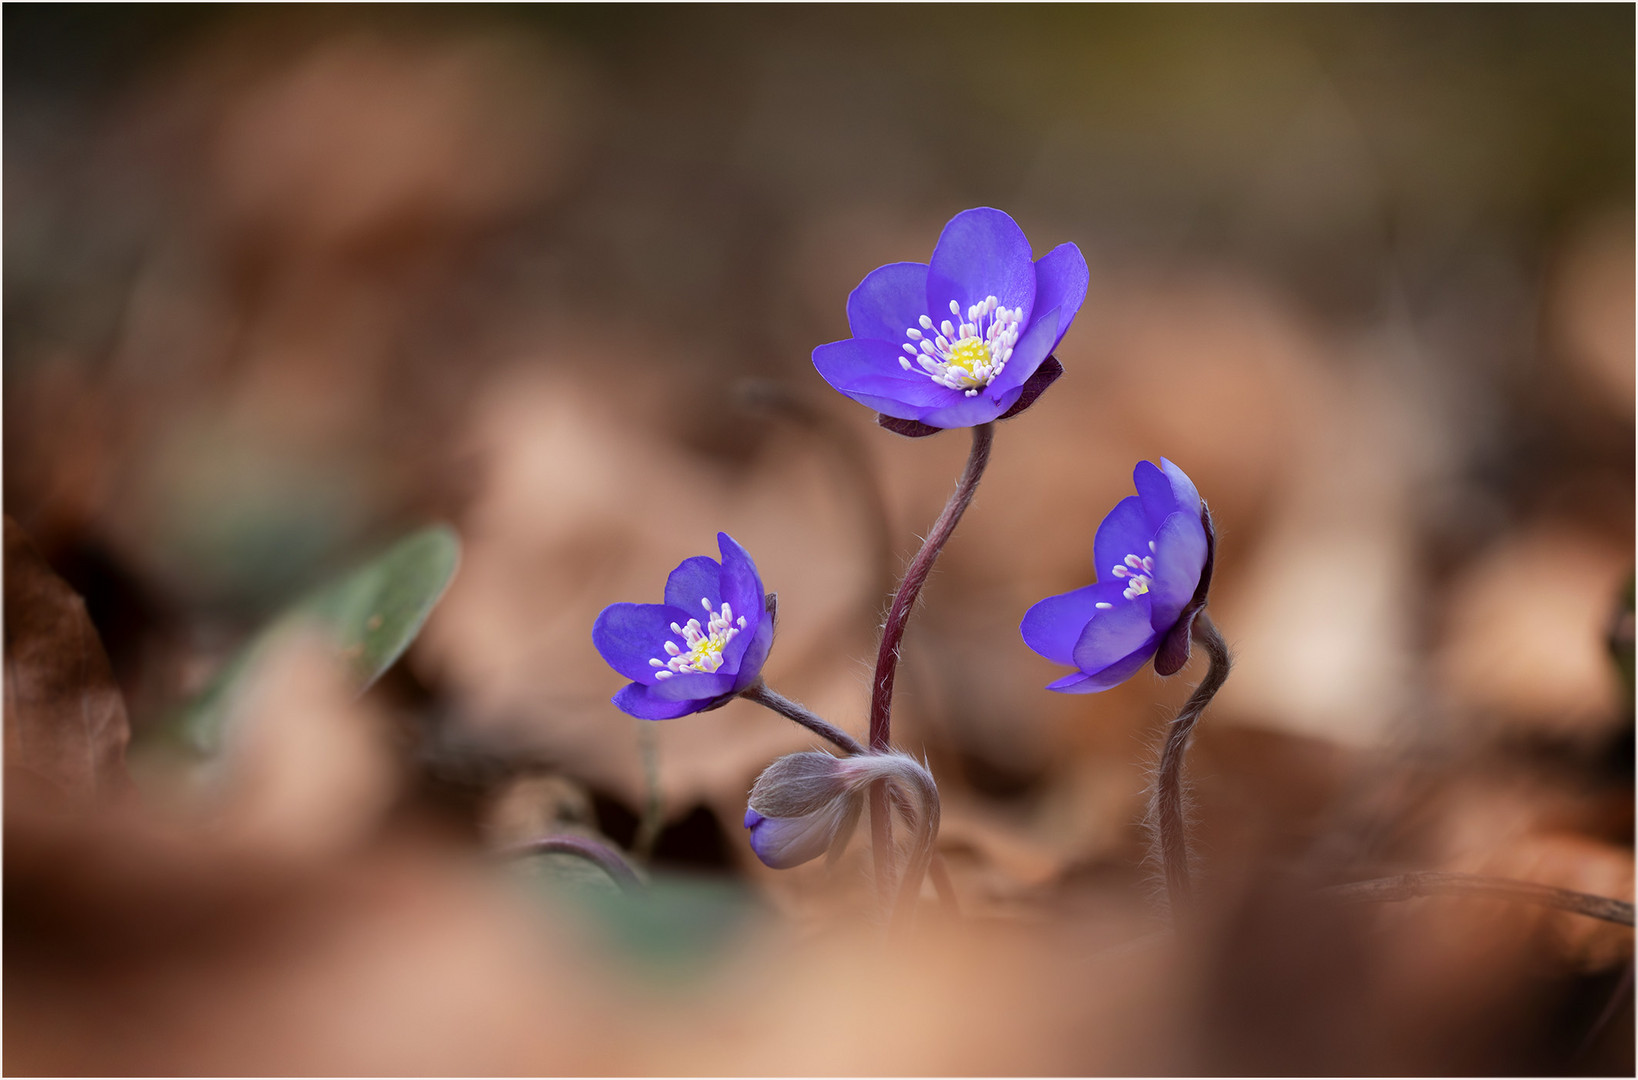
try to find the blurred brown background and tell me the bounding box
[5,5,1633,1074]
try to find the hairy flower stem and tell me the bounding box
[740,682,865,756]
[502,835,644,892]
[867,422,995,906]
[870,422,996,749]
[1326,871,1636,926]
[1150,613,1231,918]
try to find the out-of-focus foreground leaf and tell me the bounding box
[4,516,131,804]
[169,525,460,756]
[512,854,760,975]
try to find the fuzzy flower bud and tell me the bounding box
[743,750,939,882]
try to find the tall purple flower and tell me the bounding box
[813,207,1088,433]
[593,533,775,719]
[1021,459,1215,692]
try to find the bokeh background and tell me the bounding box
[6,5,1633,1074]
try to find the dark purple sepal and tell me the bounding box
[997,355,1063,421]
[1153,501,1217,677]
[876,413,944,438]
[694,690,740,714]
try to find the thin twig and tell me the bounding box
[632,720,664,861]
[1324,871,1635,926]
[1149,613,1231,918]
[501,835,644,892]
[739,682,865,756]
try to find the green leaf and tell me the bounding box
[165,525,460,757]
[516,863,762,976]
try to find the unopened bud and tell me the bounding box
[743,750,938,876]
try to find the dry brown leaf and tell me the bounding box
[3,516,131,807]
[3,812,593,1075]
[1437,523,1631,741]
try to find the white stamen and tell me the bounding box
[1095,602,1113,610]
[651,596,745,677]
[898,293,1023,394]
[1112,547,1157,601]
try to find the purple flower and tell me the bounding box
[813,207,1088,435]
[592,533,775,719]
[1020,459,1216,692]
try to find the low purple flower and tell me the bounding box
[813,207,1089,435]
[1020,459,1216,692]
[593,533,775,719]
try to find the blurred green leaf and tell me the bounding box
[165,525,460,757]
[512,849,631,902]
[515,859,761,976]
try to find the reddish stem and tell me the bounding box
[866,423,994,908]
[869,422,994,749]
[1149,613,1230,917]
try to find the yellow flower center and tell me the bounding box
[900,295,1023,396]
[650,598,747,679]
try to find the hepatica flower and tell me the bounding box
[593,533,774,719]
[814,207,1088,432]
[1021,459,1216,692]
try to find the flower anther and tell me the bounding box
[650,598,748,678]
[899,296,1024,396]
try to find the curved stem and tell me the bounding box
[866,422,994,912]
[1325,871,1636,926]
[739,682,865,756]
[869,422,994,750]
[1149,613,1231,917]
[501,835,644,892]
